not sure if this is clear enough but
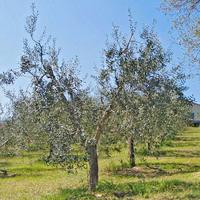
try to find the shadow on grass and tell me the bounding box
[0,166,63,179]
[43,187,96,200]
[108,161,200,179]
[11,166,62,177]
[156,149,200,158]
[44,179,200,199]
[0,169,54,179]
[13,166,61,172]
[97,179,200,194]
[0,161,13,168]
[164,141,200,148]
[174,136,200,142]
[147,162,200,177]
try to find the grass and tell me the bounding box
[1,127,200,199]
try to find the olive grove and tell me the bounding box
[0,5,191,191]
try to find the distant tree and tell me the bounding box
[102,26,190,167]
[140,80,190,153]
[0,102,16,151]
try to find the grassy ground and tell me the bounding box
[1,127,200,199]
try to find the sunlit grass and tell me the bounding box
[1,127,200,199]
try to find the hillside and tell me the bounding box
[1,127,200,199]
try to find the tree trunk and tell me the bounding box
[147,142,151,153]
[87,143,98,191]
[128,136,136,168]
[47,142,54,161]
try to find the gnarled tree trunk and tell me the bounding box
[87,143,98,191]
[128,136,136,167]
[86,103,113,191]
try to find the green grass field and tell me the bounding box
[1,127,200,199]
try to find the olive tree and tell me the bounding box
[0,5,122,191]
[99,24,190,167]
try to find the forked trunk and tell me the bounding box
[87,143,99,191]
[128,136,136,167]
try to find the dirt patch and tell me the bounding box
[116,166,167,178]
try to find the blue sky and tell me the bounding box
[0,0,200,104]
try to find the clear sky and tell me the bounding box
[0,0,200,104]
